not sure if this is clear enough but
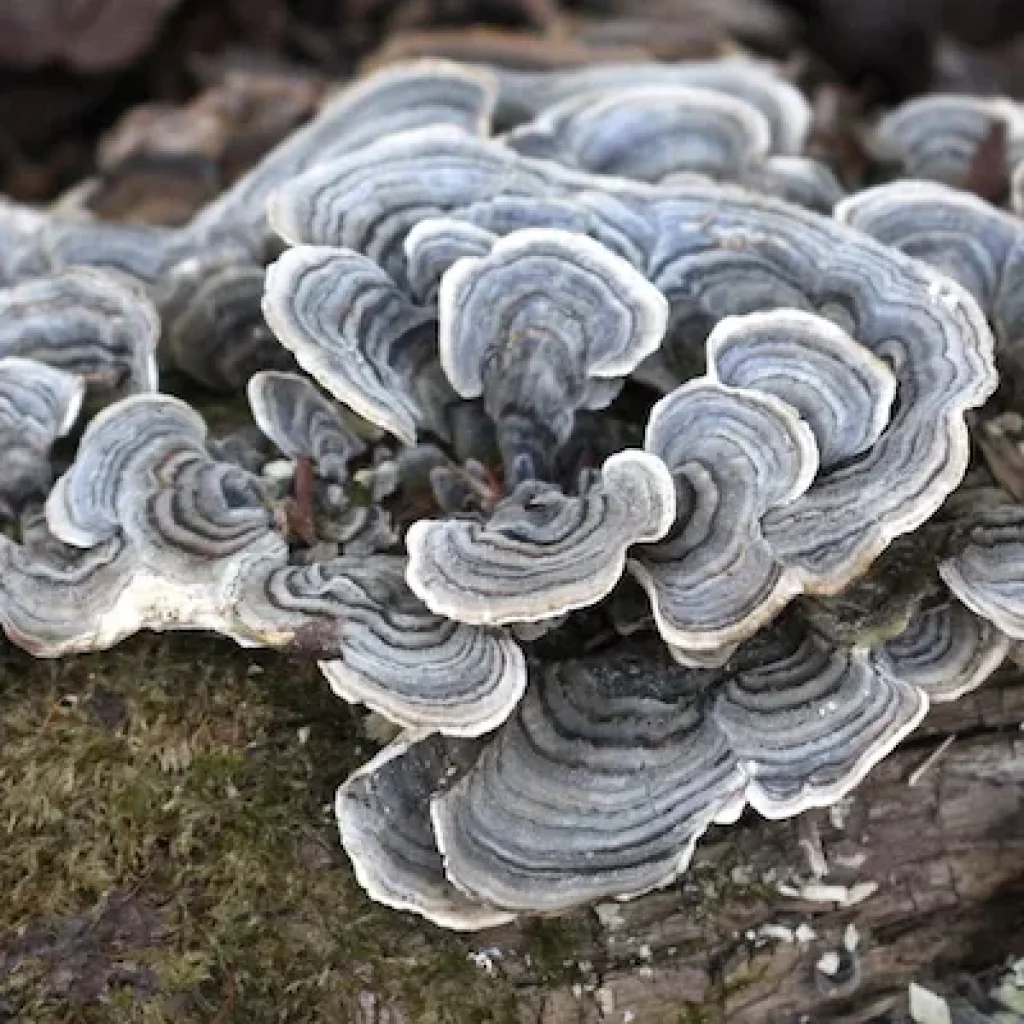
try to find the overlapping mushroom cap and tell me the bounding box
[940,499,1024,640]
[247,371,372,484]
[0,358,84,519]
[262,246,440,446]
[0,267,159,398]
[835,181,1024,383]
[407,450,676,625]
[228,555,526,736]
[190,59,499,252]
[504,85,773,182]
[868,94,1024,187]
[488,57,812,154]
[438,228,668,480]
[339,614,927,924]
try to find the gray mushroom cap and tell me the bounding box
[262,245,440,445]
[707,309,896,469]
[868,94,1024,186]
[403,218,497,306]
[438,228,668,481]
[834,180,1024,386]
[489,57,812,154]
[45,394,208,548]
[0,527,139,657]
[630,372,818,663]
[872,595,1010,702]
[120,449,284,587]
[737,155,845,214]
[0,357,85,518]
[406,449,675,626]
[336,732,513,929]
[247,371,371,483]
[164,262,293,392]
[227,554,527,736]
[0,267,159,397]
[504,85,773,183]
[429,615,925,917]
[940,500,1024,640]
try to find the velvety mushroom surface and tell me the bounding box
[1,55,1018,933]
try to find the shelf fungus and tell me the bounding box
[45,394,209,548]
[0,358,84,519]
[336,732,515,929]
[0,267,159,398]
[834,181,1024,365]
[247,371,372,484]
[872,593,1010,702]
[438,228,669,481]
[489,58,812,155]
[262,246,441,446]
[0,527,139,657]
[3,57,1015,931]
[940,500,1024,641]
[631,309,902,663]
[504,85,773,182]
[406,450,676,626]
[228,555,527,736]
[339,616,925,921]
[868,94,1024,188]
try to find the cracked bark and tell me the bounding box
[472,667,1024,1024]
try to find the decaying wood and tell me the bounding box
[459,667,1024,1024]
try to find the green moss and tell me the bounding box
[522,918,589,984]
[0,635,520,1022]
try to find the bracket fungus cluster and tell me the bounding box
[4,54,1024,930]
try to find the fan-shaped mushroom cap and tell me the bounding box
[0,529,138,656]
[228,554,526,736]
[869,94,1024,186]
[647,206,994,596]
[336,732,513,929]
[490,58,812,154]
[439,228,667,479]
[834,181,1024,376]
[872,595,1010,702]
[630,375,819,662]
[429,615,925,917]
[835,181,1011,301]
[404,218,496,305]
[0,357,85,517]
[406,450,675,626]
[247,371,369,483]
[0,267,159,397]
[707,310,896,469]
[940,500,1024,639]
[45,394,207,547]
[190,60,498,250]
[262,245,440,445]
[120,449,285,586]
[504,85,773,182]
[1013,160,1024,215]
[716,613,927,817]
